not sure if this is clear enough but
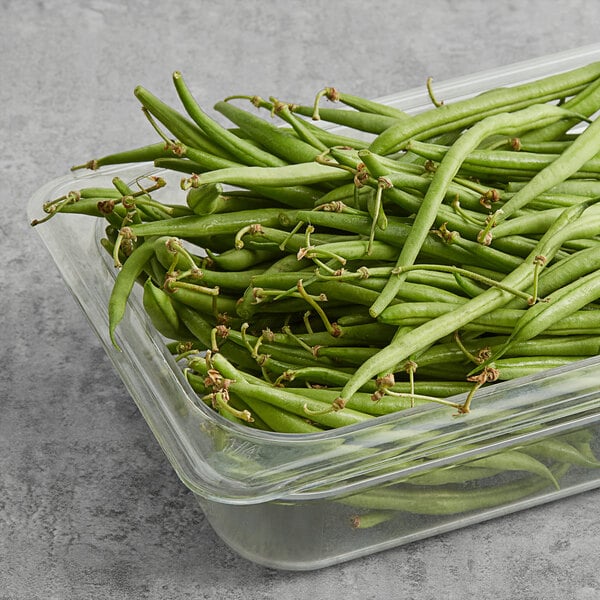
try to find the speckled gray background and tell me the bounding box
[4,1,600,598]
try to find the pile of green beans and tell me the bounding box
[33,63,600,518]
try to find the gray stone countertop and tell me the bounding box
[4,1,600,598]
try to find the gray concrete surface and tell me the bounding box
[4,0,600,598]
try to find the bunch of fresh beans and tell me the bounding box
[33,62,600,519]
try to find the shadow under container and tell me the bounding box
[28,43,600,570]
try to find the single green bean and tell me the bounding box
[518,437,600,468]
[127,208,293,239]
[312,86,409,120]
[184,160,352,189]
[71,141,175,171]
[289,103,398,134]
[340,464,570,515]
[371,61,600,154]
[173,71,288,167]
[108,236,159,348]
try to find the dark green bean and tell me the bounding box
[182,161,352,189]
[108,236,159,348]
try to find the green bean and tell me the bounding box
[312,86,409,120]
[159,155,324,209]
[252,357,357,388]
[460,449,559,487]
[214,100,322,164]
[185,370,267,428]
[503,269,600,348]
[402,464,502,486]
[209,351,374,428]
[174,302,259,372]
[519,437,600,468]
[370,61,600,154]
[133,85,231,158]
[229,94,372,148]
[183,160,352,189]
[504,245,600,308]
[414,335,600,370]
[207,246,283,271]
[231,392,324,433]
[405,140,600,181]
[288,103,399,134]
[375,278,471,304]
[108,236,159,348]
[126,208,293,240]
[269,322,397,348]
[336,200,591,406]
[510,140,574,153]
[509,179,600,198]
[32,196,127,223]
[71,141,175,171]
[520,74,600,143]
[165,283,239,317]
[186,358,322,433]
[172,72,288,168]
[570,440,600,466]
[285,210,477,266]
[259,252,313,274]
[493,356,584,379]
[369,103,574,318]
[282,386,434,415]
[381,302,600,336]
[268,97,329,152]
[490,205,588,239]
[486,114,600,234]
[179,267,266,293]
[341,464,570,515]
[298,118,371,150]
[186,183,275,215]
[142,278,192,340]
[224,328,340,370]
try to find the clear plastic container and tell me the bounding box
[28,43,600,570]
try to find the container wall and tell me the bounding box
[198,421,600,570]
